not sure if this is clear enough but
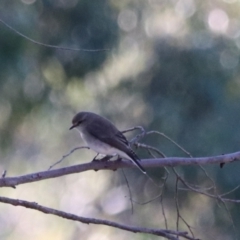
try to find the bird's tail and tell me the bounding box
[127,149,146,174]
[126,148,161,188]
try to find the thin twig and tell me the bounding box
[220,201,237,240]
[158,166,169,230]
[122,126,146,145]
[125,145,165,205]
[0,18,109,52]
[176,174,240,204]
[143,148,169,229]
[48,146,90,170]
[174,174,180,238]
[173,168,197,239]
[179,181,237,239]
[135,143,166,158]
[146,131,192,157]
[121,169,134,214]
[220,185,240,197]
[121,126,145,135]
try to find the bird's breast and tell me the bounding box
[76,127,130,159]
[80,131,112,154]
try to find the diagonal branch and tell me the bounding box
[0,196,195,240]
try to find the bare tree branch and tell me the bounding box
[0,196,196,240]
[0,151,240,188]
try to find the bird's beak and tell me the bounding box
[69,125,76,130]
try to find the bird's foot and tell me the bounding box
[99,155,112,162]
[92,153,100,162]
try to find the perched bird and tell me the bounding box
[69,111,146,174]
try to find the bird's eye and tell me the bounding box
[78,121,82,125]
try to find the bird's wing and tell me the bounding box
[86,119,127,147]
[85,119,136,158]
[85,120,146,173]
[114,131,130,147]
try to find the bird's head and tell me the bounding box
[69,112,89,130]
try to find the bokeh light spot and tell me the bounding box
[220,50,239,69]
[175,0,196,18]
[118,9,138,32]
[208,9,229,33]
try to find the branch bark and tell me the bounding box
[0,150,239,188]
[0,196,196,240]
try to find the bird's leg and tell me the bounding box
[92,153,100,162]
[110,155,122,172]
[99,155,112,162]
[92,154,112,162]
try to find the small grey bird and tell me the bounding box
[69,112,146,174]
